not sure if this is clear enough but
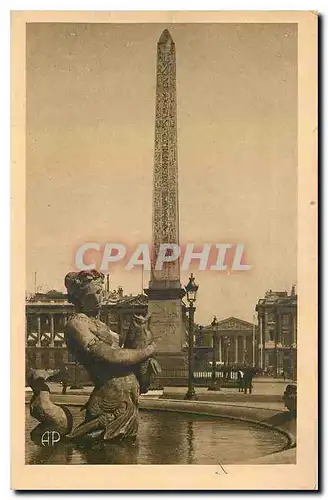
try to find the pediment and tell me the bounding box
[117,294,148,308]
[206,316,256,331]
[217,316,255,330]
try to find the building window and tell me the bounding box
[269,328,275,341]
[282,314,290,326]
[54,351,63,368]
[68,352,75,363]
[267,313,275,323]
[41,352,50,369]
[26,350,36,369]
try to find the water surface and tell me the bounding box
[25,406,288,465]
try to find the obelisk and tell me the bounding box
[146,29,185,360]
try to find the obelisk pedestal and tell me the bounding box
[145,29,188,386]
[146,285,187,386]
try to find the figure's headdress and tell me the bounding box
[64,269,105,304]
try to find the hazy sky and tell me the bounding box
[26,22,297,324]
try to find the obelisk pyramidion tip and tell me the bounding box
[158,29,174,44]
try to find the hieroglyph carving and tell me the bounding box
[152,31,180,283]
[148,300,183,352]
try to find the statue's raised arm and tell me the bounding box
[65,315,156,366]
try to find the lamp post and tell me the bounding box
[184,273,199,401]
[222,336,231,379]
[70,356,84,390]
[223,336,230,366]
[244,349,248,365]
[208,315,221,391]
[252,313,256,368]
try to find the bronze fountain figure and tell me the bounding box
[28,269,160,445]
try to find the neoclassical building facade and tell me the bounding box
[26,286,297,383]
[194,316,257,370]
[255,287,297,378]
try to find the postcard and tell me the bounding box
[11,10,317,490]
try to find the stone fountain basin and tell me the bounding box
[25,393,295,465]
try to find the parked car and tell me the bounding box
[283,383,297,416]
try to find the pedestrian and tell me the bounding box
[243,365,254,395]
[62,379,67,395]
[237,369,244,392]
[60,364,69,395]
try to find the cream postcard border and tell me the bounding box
[11,10,317,490]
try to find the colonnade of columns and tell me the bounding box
[30,312,70,347]
[214,334,253,365]
[259,310,296,346]
[257,310,297,371]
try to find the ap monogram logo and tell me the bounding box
[41,431,61,446]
